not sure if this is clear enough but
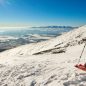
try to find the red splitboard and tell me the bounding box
[75,64,86,71]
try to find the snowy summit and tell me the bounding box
[0,25,86,86]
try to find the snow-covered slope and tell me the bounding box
[0,25,86,86]
[0,25,86,57]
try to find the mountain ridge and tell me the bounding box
[31,26,78,28]
[0,25,86,86]
[0,25,85,57]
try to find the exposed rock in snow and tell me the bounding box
[0,25,86,86]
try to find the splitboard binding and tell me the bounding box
[75,64,86,71]
[75,43,86,71]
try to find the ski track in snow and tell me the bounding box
[0,25,86,86]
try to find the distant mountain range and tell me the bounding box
[32,26,78,28]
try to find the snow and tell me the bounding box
[0,25,86,86]
[0,36,18,41]
[28,34,54,39]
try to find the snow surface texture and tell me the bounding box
[0,25,86,86]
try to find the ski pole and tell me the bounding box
[78,43,86,64]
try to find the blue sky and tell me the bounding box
[0,0,86,26]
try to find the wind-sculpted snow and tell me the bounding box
[0,25,86,86]
[0,45,86,86]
